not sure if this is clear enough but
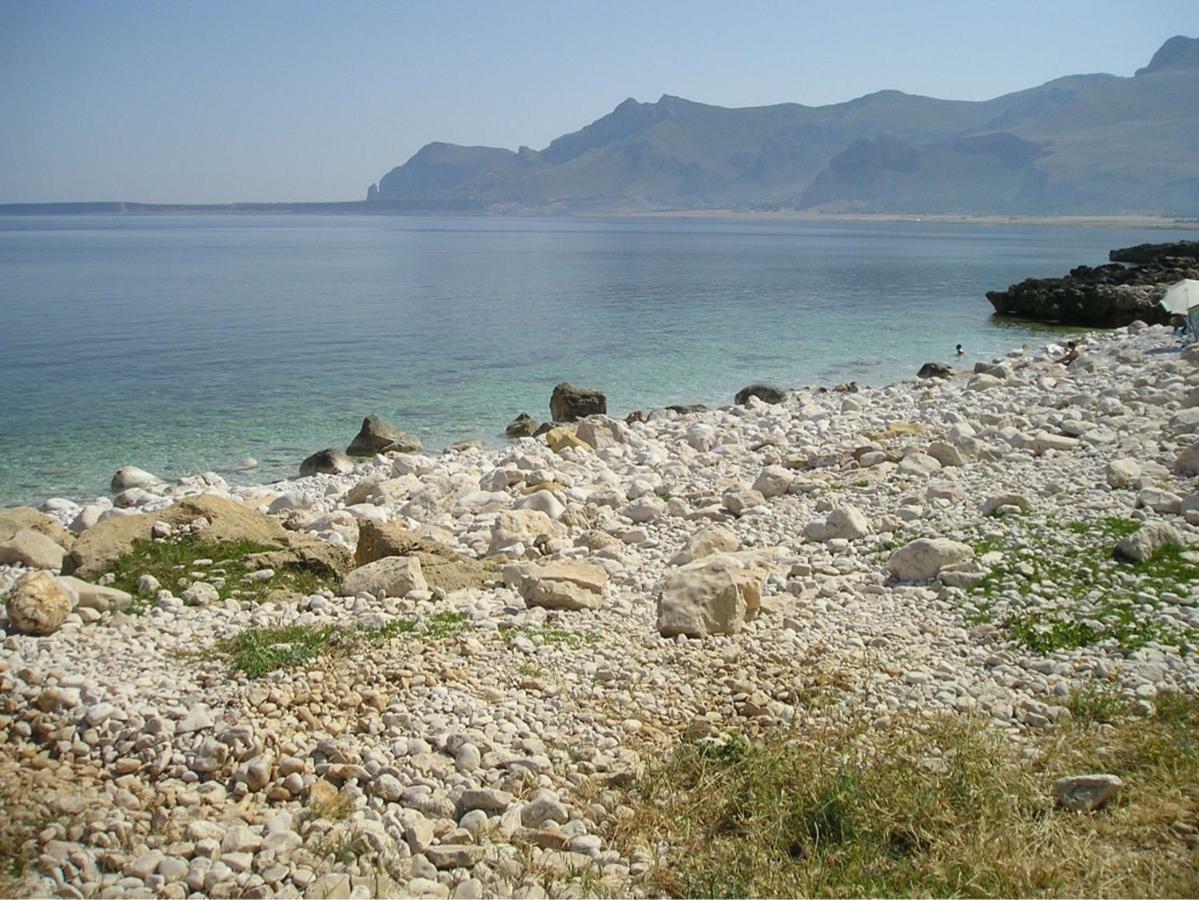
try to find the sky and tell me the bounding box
[2,0,1198,204]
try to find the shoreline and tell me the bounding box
[3,323,1199,896]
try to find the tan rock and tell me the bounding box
[64,494,350,578]
[55,576,134,612]
[354,520,493,592]
[505,560,608,611]
[545,426,592,454]
[341,556,427,598]
[0,529,66,570]
[489,509,566,554]
[670,525,740,565]
[0,507,73,549]
[6,571,72,635]
[656,552,774,637]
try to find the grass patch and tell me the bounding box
[104,537,339,609]
[967,517,1198,654]
[618,696,1199,897]
[501,623,600,650]
[210,610,470,677]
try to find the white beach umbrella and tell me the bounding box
[1159,279,1199,315]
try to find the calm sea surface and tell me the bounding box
[0,214,1181,507]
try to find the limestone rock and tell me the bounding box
[982,494,1031,517]
[355,520,491,592]
[110,466,160,492]
[299,448,354,477]
[545,426,592,454]
[656,553,773,637]
[670,525,740,566]
[65,494,350,579]
[1175,443,1199,476]
[0,507,73,548]
[723,489,765,516]
[489,509,566,554]
[346,415,421,456]
[341,556,428,598]
[5,571,71,635]
[1054,774,1124,812]
[0,529,66,570]
[752,465,794,498]
[515,490,566,521]
[926,441,963,468]
[734,383,785,405]
[1114,522,1182,563]
[56,575,133,612]
[505,413,540,438]
[505,560,607,611]
[1106,458,1141,488]
[804,505,871,542]
[887,538,974,581]
[575,415,627,449]
[550,383,607,422]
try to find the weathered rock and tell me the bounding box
[0,529,66,570]
[982,494,1031,517]
[516,490,567,521]
[887,538,975,581]
[550,383,607,422]
[545,426,592,454]
[346,415,421,456]
[656,553,773,637]
[670,525,741,566]
[5,571,71,635]
[926,441,963,468]
[1173,443,1199,476]
[65,495,351,578]
[300,448,355,477]
[341,556,428,598]
[1114,522,1183,563]
[734,383,785,405]
[752,465,794,498]
[110,466,160,492]
[723,489,765,516]
[56,575,133,612]
[804,505,871,542]
[0,507,73,548]
[917,362,951,379]
[1106,458,1142,488]
[489,509,566,555]
[575,415,627,449]
[1054,774,1124,812]
[505,412,540,438]
[355,520,492,592]
[505,560,607,611]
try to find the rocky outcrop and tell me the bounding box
[65,495,351,579]
[355,520,493,592]
[0,507,73,549]
[986,242,1199,327]
[0,529,66,570]
[549,383,607,422]
[346,415,421,456]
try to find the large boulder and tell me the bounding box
[734,384,785,406]
[887,538,974,581]
[1106,458,1141,489]
[504,560,607,611]
[917,363,951,379]
[110,466,161,492]
[575,415,627,449]
[0,529,66,570]
[346,415,421,456]
[355,520,493,592]
[5,571,71,636]
[341,556,427,598]
[55,576,133,613]
[752,465,794,498]
[0,507,73,549]
[65,495,351,579]
[544,426,592,454]
[1173,443,1199,476]
[656,553,773,637]
[299,449,354,477]
[550,383,607,422]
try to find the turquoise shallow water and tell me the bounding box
[0,214,1179,507]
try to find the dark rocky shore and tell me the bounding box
[986,240,1199,327]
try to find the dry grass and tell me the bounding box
[615,693,1199,897]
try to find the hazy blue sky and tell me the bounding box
[2,0,1197,203]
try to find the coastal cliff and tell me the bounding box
[986,240,1199,326]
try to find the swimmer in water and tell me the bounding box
[955,344,965,356]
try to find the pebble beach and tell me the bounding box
[2,322,1199,898]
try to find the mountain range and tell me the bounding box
[366,36,1199,216]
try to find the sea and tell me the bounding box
[0,214,1183,508]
